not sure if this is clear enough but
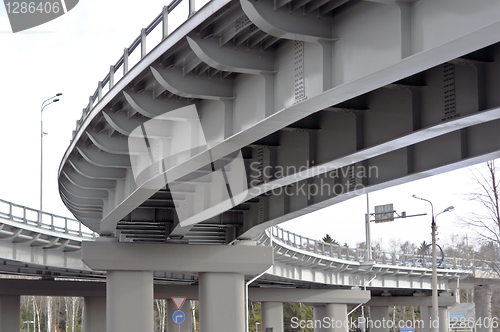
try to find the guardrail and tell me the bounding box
[271,226,492,271]
[72,0,203,140]
[0,199,98,239]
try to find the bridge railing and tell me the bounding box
[71,0,206,140]
[0,199,98,240]
[271,226,491,271]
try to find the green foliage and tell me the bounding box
[322,234,339,245]
[283,302,313,332]
[249,302,262,332]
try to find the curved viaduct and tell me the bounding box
[0,200,496,332]
[48,0,500,331]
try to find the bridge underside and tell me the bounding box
[59,0,500,244]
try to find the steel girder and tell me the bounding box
[58,0,500,243]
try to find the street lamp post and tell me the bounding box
[255,321,260,332]
[412,195,454,332]
[40,93,62,214]
[23,320,34,332]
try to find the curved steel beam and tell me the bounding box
[102,111,145,136]
[61,170,115,191]
[240,0,336,42]
[186,36,276,74]
[59,180,108,200]
[44,239,70,250]
[123,90,194,119]
[59,194,103,215]
[13,233,41,244]
[151,65,234,100]
[68,159,127,180]
[31,237,59,248]
[76,146,131,168]
[86,131,148,156]
[0,229,22,241]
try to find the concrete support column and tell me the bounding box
[167,299,192,332]
[420,306,431,332]
[439,306,448,332]
[313,306,327,332]
[262,302,284,332]
[199,272,245,332]
[83,297,106,332]
[474,285,493,332]
[107,271,154,332]
[0,295,20,332]
[370,306,390,332]
[325,304,348,332]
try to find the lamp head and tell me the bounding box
[53,99,59,102]
[56,93,62,96]
[444,206,454,213]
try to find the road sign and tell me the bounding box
[374,204,394,223]
[401,328,414,332]
[173,311,185,324]
[172,297,186,311]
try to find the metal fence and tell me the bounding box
[0,199,97,239]
[72,0,203,140]
[271,226,492,271]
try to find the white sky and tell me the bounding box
[0,0,491,251]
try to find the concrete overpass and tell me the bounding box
[1,199,497,332]
[46,0,500,330]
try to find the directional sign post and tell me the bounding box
[171,296,187,332]
[172,297,186,311]
[172,311,185,324]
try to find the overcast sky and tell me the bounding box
[0,0,491,251]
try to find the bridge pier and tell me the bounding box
[199,272,246,332]
[0,295,20,332]
[262,302,284,332]
[369,306,390,332]
[439,306,449,332]
[474,285,493,332]
[420,306,431,332]
[367,292,456,332]
[313,306,327,332]
[419,305,451,332]
[82,239,273,332]
[83,296,106,332]
[326,304,348,332]
[107,271,154,332]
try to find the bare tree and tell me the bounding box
[462,160,500,275]
[155,299,167,332]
